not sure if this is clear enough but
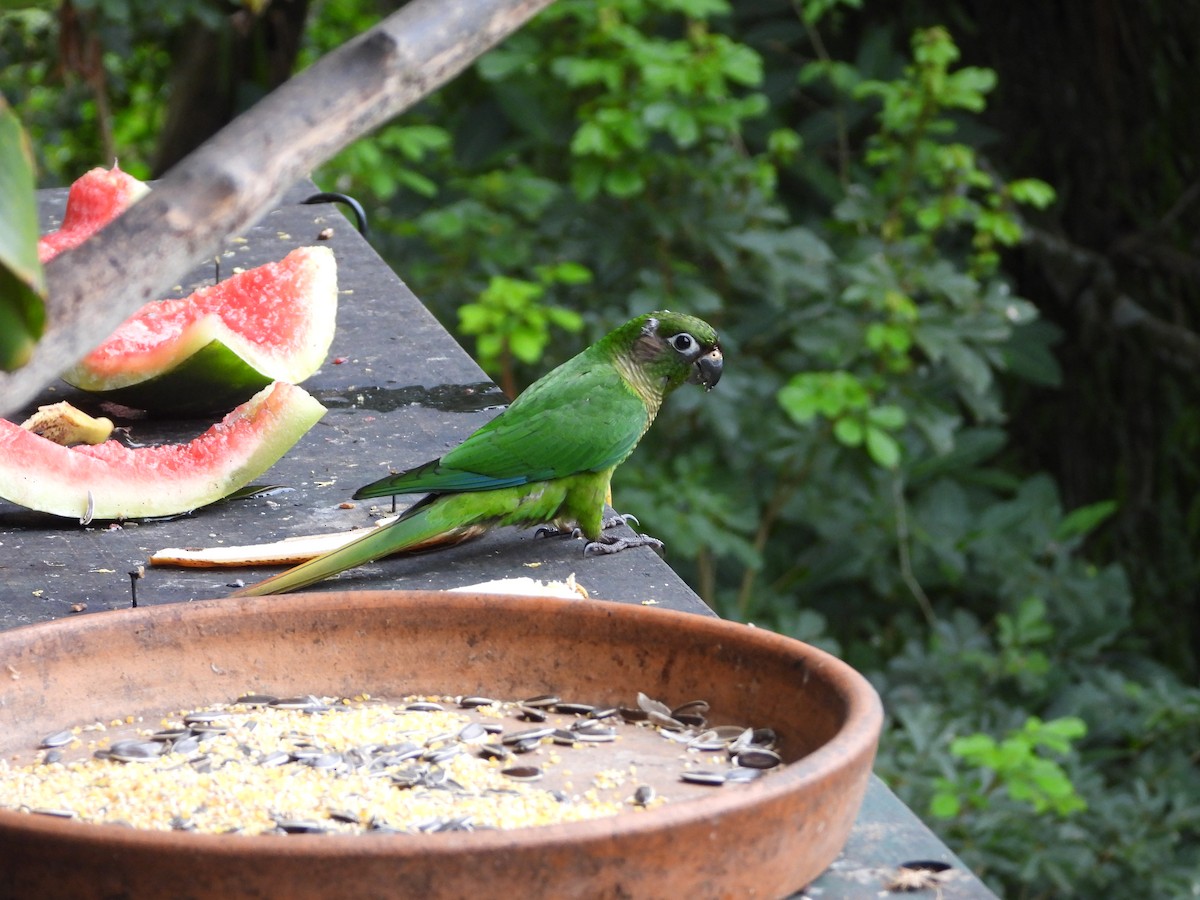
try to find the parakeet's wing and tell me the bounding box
[354,353,649,499]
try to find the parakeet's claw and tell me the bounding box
[583,533,665,557]
[580,512,659,553]
[540,514,639,539]
[602,512,640,529]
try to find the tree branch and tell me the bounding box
[1,0,556,419]
[1023,225,1200,373]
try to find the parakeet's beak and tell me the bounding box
[691,347,723,390]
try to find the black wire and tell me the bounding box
[302,192,369,237]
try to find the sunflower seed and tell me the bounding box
[275,818,331,834]
[457,696,497,709]
[169,735,201,756]
[647,710,686,731]
[572,728,617,743]
[671,700,711,718]
[107,740,167,762]
[501,727,554,745]
[515,705,548,722]
[501,765,542,782]
[457,722,489,743]
[423,745,462,765]
[553,702,596,716]
[680,770,727,786]
[636,692,673,717]
[31,807,76,818]
[404,701,445,713]
[235,694,278,707]
[259,750,291,767]
[38,730,74,750]
[149,728,192,742]
[751,727,778,748]
[724,766,765,783]
[475,743,510,761]
[270,695,326,711]
[733,747,782,770]
[521,694,560,708]
[299,753,344,770]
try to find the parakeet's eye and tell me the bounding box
[671,333,696,354]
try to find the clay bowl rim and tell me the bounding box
[0,590,884,859]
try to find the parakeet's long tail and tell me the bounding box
[229,501,481,596]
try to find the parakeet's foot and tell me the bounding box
[533,513,662,554]
[534,513,640,540]
[583,533,665,556]
[585,513,663,555]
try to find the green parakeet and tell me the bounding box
[232,310,722,596]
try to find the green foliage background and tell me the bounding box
[4,0,1199,895]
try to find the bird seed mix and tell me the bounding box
[0,691,783,835]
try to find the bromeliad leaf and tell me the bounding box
[0,99,46,372]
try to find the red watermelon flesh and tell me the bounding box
[62,246,338,411]
[0,381,325,520]
[37,164,149,263]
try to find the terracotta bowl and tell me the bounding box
[0,591,881,899]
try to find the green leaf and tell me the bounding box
[393,168,439,199]
[0,99,45,372]
[457,303,491,335]
[943,66,997,111]
[1056,500,1118,542]
[570,160,605,201]
[767,128,802,159]
[1004,320,1063,387]
[509,326,544,364]
[777,381,819,424]
[570,121,613,157]
[717,42,764,87]
[950,733,997,761]
[665,107,700,146]
[865,425,901,468]
[538,261,592,286]
[833,416,864,447]
[1009,177,1057,209]
[929,789,962,819]
[477,43,536,81]
[867,404,907,431]
[545,306,585,332]
[661,0,732,18]
[604,166,646,198]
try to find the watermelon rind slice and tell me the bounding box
[0,381,326,520]
[61,245,338,415]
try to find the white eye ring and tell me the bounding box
[672,333,695,353]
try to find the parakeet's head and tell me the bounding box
[620,310,723,393]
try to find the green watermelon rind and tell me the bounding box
[0,381,326,520]
[61,246,338,414]
[65,336,274,416]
